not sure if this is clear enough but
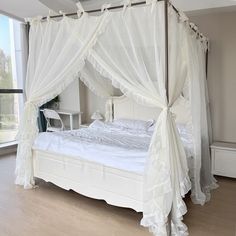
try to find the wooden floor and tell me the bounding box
[0,154,235,236]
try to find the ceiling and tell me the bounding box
[172,0,236,11]
[1,0,236,22]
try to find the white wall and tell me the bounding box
[59,78,120,127]
[79,80,122,124]
[59,79,81,129]
[190,10,236,143]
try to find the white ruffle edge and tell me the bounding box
[15,11,112,189]
[86,52,160,109]
[141,175,191,236]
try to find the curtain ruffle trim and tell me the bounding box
[37,12,111,108]
[86,53,162,108]
[141,175,191,236]
[190,179,218,205]
[15,12,111,190]
[141,110,191,236]
[79,74,109,98]
[203,178,219,202]
[86,52,193,236]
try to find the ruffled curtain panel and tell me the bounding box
[15,12,110,188]
[86,4,190,235]
[16,2,216,236]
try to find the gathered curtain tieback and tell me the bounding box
[23,101,39,124]
[101,3,111,12]
[162,106,177,119]
[76,2,85,14]
[24,101,35,110]
[59,11,66,18]
[17,101,38,140]
[146,0,157,12]
[24,100,37,108]
[157,106,177,149]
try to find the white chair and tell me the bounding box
[43,109,64,132]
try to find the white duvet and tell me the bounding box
[33,121,193,174]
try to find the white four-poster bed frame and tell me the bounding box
[33,95,161,212]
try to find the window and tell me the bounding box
[0,15,26,145]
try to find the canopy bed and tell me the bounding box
[32,95,193,212]
[16,0,217,235]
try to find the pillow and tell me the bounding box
[113,119,154,131]
[89,120,105,129]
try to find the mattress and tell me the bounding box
[33,121,194,174]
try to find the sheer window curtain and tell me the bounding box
[15,12,110,189]
[85,3,191,235]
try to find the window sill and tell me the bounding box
[0,141,18,156]
[0,141,17,148]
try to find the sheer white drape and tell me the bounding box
[186,29,217,204]
[79,60,114,121]
[15,2,215,236]
[86,3,191,235]
[15,13,110,189]
[80,61,113,98]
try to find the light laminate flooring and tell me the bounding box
[0,154,235,236]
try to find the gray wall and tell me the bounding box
[60,78,122,126]
[79,81,107,124]
[190,10,236,143]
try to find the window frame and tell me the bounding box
[0,89,24,146]
[0,89,23,94]
[0,14,27,148]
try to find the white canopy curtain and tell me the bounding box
[15,12,110,189]
[86,2,191,235]
[15,1,216,236]
[79,60,115,121]
[185,27,218,204]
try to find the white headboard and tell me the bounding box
[111,95,162,121]
[107,95,191,124]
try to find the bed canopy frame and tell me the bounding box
[39,0,209,90]
[36,0,210,133]
[16,1,216,235]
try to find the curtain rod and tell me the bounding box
[40,0,207,42]
[42,1,157,20]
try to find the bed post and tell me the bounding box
[206,41,209,79]
[164,0,169,103]
[26,22,30,54]
[164,0,172,234]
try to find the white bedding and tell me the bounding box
[33,121,193,174]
